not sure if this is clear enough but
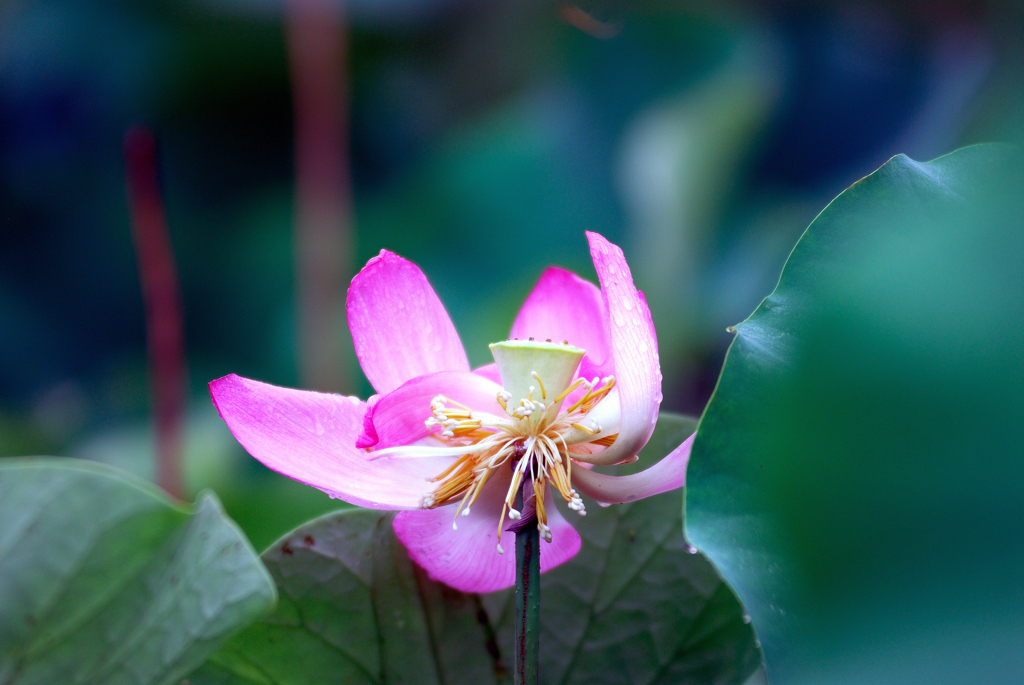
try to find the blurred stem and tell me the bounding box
[286,0,352,393]
[123,127,186,500]
[514,482,540,685]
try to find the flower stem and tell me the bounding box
[514,483,540,685]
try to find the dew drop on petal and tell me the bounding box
[687,545,698,554]
[314,418,325,436]
[614,313,625,326]
[743,614,752,624]
[609,264,616,275]
[622,297,633,311]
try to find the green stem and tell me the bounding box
[514,484,540,685]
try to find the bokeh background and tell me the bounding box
[2,0,1023,550]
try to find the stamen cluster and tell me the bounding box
[418,372,617,552]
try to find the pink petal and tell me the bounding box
[573,433,693,504]
[359,371,504,450]
[210,374,451,509]
[392,470,581,593]
[583,232,662,465]
[472,362,502,385]
[510,266,613,375]
[347,250,470,394]
[355,394,381,449]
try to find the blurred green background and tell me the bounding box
[2,0,1023,557]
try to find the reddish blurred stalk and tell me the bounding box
[286,0,353,393]
[124,127,187,500]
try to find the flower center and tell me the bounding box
[420,339,616,553]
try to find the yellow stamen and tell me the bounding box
[552,378,587,405]
[565,377,615,414]
[531,371,547,399]
[428,453,472,483]
[534,480,547,527]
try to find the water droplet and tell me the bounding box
[614,313,625,326]
[742,614,752,624]
[622,298,633,311]
[639,342,648,353]
[687,545,698,554]
[314,418,325,435]
[608,264,617,275]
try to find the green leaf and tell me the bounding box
[689,145,1024,681]
[0,458,276,685]
[190,509,506,685]
[191,413,762,685]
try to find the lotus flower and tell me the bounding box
[210,232,693,593]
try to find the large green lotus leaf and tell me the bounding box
[190,509,504,685]
[688,144,1024,682]
[191,413,762,685]
[0,458,276,685]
